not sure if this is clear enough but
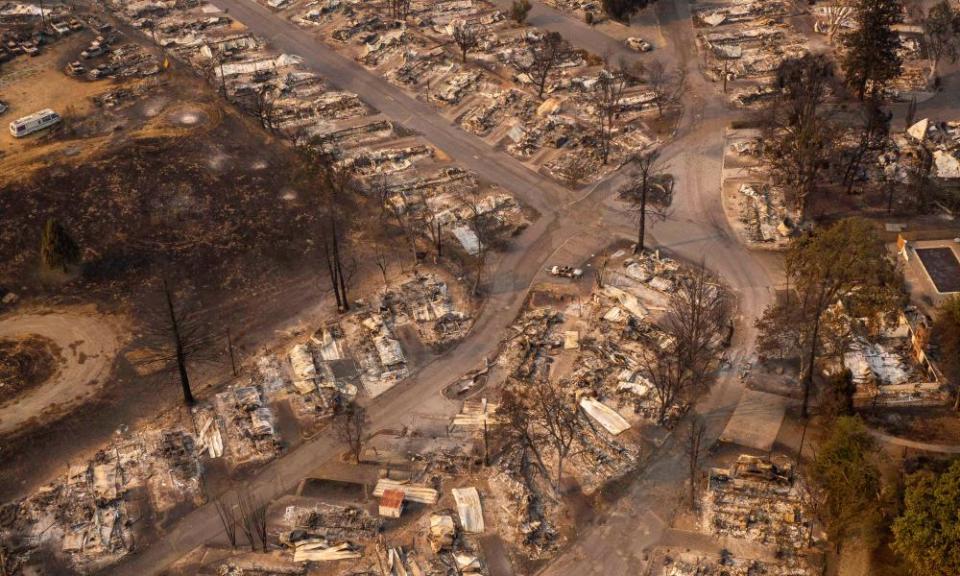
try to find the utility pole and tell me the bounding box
[795,417,809,475]
[482,419,489,466]
[227,329,238,377]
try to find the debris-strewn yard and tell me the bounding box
[430,247,732,567]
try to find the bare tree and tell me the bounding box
[297,142,358,312]
[906,141,938,214]
[591,69,626,164]
[250,498,268,552]
[389,0,411,19]
[558,151,593,189]
[452,23,480,63]
[521,31,568,99]
[645,59,683,118]
[372,236,393,289]
[203,49,228,99]
[214,495,239,548]
[385,197,420,267]
[237,491,268,552]
[368,173,393,223]
[617,151,674,254]
[641,265,728,424]
[664,264,730,384]
[922,1,960,82]
[639,347,691,425]
[595,250,610,289]
[333,404,368,463]
[236,492,257,551]
[456,188,503,296]
[415,189,444,261]
[686,415,707,509]
[497,387,551,479]
[255,84,277,131]
[841,95,890,195]
[138,279,219,405]
[531,379,580,491]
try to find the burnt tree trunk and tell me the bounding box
[164,280,195,405]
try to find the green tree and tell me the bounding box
[510,0,532,24]
[810,416,884,550]
[756,219,902,416]
[892,459,960,575]
[841,0,904,100]
[40,218,81,272]
[759,54,837,216]
[932,295,960,410]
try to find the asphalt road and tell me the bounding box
[105,0,779,573]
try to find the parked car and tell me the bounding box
[65,61,86,76]
[81,43,106,59]
[626,37,653,52]
[0,101,8,115]
[550,265,584,279]
[88,64,114,79]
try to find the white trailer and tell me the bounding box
[9,109,61,138]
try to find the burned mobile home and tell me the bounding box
[282,0,663,184]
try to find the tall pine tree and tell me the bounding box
[842,0,904,100]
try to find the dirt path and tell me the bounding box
[868,428,960,454]
[0,307,126,435]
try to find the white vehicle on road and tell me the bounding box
[550,265,584,279]
[9,108,61,138]
[626,37,653,52]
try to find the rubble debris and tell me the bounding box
[451,487,485,534]
[212,385,282,468]
[703,455,815,569]
[4,425,203,573]
[429,513,457,552]
[373,479,439,505]
[579,397,631,435]
[292,540,362,562]
[451,397,499,430]
[278,501,381,564]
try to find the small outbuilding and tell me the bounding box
[378,488,406,519]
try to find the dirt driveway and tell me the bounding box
[0,306,126,435]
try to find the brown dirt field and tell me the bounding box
[0,335,60,403]
[0,31,111,155]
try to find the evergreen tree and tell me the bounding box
[841,0,904,99]
[810,416,885,549]
[40,218,80,272]
[602,0,657,23]
[892,459,960,575]
[510,0,532,24]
